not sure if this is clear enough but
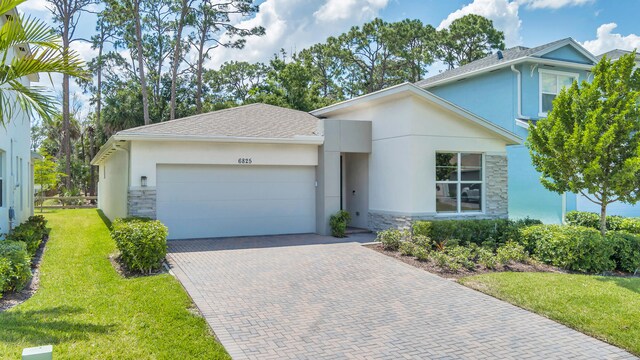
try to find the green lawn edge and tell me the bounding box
[460,272,640,356]
[0,209,230,360]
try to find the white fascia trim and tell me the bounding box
[312,83,522,145]
[532,38,598,64]
[515,119,530,129]
[420,57,592,89]
[115,133,324,145]
[90,134,324,166]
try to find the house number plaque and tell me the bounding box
[237,158,253,164]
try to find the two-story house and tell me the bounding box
[0,10,39,235]
[415,38,621,223]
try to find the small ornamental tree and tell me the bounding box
[34,149,65,212]
[528,51,640,235]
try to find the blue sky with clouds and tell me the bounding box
[19,0,640,111]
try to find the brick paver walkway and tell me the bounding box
[167,234,636,360]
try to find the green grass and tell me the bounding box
[0,209,229,359]
[460,272,640,355]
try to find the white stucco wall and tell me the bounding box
[322,94,509,216]
[128,141,319,188]
[0,57,33,234]
[97,148,129,220]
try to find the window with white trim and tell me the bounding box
[435,153,483,213]
[539,69,579,116]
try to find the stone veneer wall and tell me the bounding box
[128,188,157,219]
[368,154,508,231]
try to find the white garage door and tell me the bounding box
[157,164,316,239]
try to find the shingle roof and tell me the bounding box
[596,49,639,61]
[415,38,579,88]
[118,103,321,138]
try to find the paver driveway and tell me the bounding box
[167,234,635,360]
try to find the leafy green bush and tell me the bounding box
[413,246,430,261]
[620,218,640,234]
[0,240,32,295]
[329,210,351,238]
[376,229,409,251]
[413,218,541,249]
[5,215,50,258]
[565,210,625,231]
[445,246,475,270]
[521,225,615,273]
[475,247,498,269]
[411,234,432,249]
[606,231,640,273]
[399,241,416,256]
[495,241,528,265]
[111,218,168,274]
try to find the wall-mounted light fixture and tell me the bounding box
[141,176,147,187]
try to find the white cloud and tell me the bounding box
[70,40,98,63]
[518,0,593,10]
[581,23,640,56]
[17,0,50,12]
[314,0,389,22]
[437,0,522,46]
[208,0,389,68]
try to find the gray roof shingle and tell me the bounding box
[596,49,640,61]
[118,103,321,139]
[415,38,582,88]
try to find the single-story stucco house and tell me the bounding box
[92,83,521,239]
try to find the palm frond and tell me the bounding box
[0,0,26,18]
[0,14,61,55]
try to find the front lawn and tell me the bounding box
[0,209,229,359]
[461,272,640,356]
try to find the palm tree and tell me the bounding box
[0,0,88,126]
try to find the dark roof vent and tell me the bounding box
[497,50,504,60]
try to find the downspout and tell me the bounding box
[510,65,527,120]
[8,139,14,231]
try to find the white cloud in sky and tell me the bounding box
[208,0,389,68]
[437,0,522,46]
[581,23,640,56]
[518,0,593,10]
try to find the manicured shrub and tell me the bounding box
[495,241,528,265]
[412,218,541,249]
[399,241,416,256]
[111,218,168,274]
[606,231,640,273]
[446,246,475,270]
[376,229,409,251]
[619,218,640,234]
[0,240,32,295]
[475,247,498,269]
[329,210,351,238]
[411,234,432,249]
[7,224,41,257]
[521,225,615,273]
[565,210,625,231]
[413,246,430,261]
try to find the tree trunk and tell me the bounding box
[62,25,71,190]
[600,202,607,236]
[133,0,151,125]
[195,37,205,114]
[170,0,189,120]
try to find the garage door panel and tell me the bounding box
[157,198,315,220]
[156,164,316,239]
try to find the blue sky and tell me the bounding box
[19,0,640,112]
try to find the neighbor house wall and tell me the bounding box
[97,148,129,220]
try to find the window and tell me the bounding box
[539,69,578,116]
[436,152,483,213]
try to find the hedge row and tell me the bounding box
[0,215,50,298]
[111,217,168,274]
[412,218,542,249]
[565,210,640,233]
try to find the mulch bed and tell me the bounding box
[0,235,49,312]
[109,253,167,278]
[365,243,563,279]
